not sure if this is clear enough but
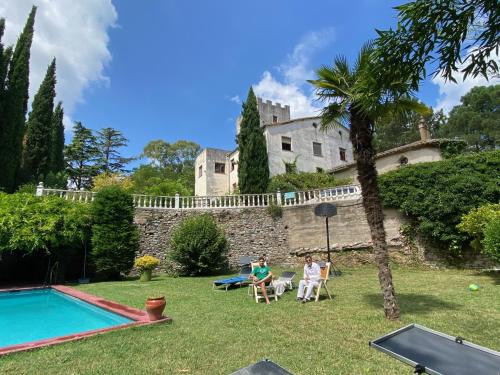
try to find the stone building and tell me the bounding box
[195,98,354,196]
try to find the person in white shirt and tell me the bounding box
[297,256,321,303]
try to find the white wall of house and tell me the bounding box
[333,142,443,181]
[376,147,442,174]
[264,117,353,176]
[195,148,232,196]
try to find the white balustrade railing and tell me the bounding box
[35,183,361,210]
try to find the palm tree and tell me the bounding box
[309,45,428,320]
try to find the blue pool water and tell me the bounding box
[0,288,133,348]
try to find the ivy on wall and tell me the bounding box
[379,150,500,256]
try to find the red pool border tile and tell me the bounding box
[0,285,171,356]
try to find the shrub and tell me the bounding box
[0,192,91,282]
[0,192,91,255]
[483,220,500,262]
[458,203,500,262]
[92,173,134,192]
[91,186,139,279]
[379,150,500,255]
[266,203,283,219]
[267,172,351,193]
[134,255,160,271]
[169,214,228,275]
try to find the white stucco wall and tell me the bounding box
[229,150,239,193]
[264,118,353,176]
[333,145,443,181]
[194,150,208,196]
[195,148,232,196]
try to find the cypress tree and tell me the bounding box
[0,20,13,174]
[236,87,269,193]
[0,18,7,97]
[22,58,56,181]
[0,6,36,192]
[0,19,8,158]
[50,101,65,173]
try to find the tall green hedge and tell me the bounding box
[91,186,139,279]
[379,150,500,255]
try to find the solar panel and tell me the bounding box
[230,359,293,375]
[370,324,500,375]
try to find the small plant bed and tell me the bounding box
[0,266,498,374]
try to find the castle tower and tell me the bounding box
[236,97,291,134]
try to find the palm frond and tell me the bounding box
[319,101,350,131]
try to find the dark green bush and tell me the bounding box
[169,214,228,276]
[379,150,500,255]
[91,186,139,279]
[267,172,351,193]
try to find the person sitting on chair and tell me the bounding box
[250,257,273,304]
[297,255,320,303]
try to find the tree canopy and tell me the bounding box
[374,110,447,152]
[96,127,134,174]
[441,84,499,151]
[64,122,100,189]
[374,0,499,90]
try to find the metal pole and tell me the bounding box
[326,216,331,264]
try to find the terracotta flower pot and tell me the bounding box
[145,296,166,321]
[140,269,152,282]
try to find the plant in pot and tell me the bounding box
[134,255,160,282]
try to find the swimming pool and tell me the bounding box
[0,286,166,355]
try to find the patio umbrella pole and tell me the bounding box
[326,216,331,264]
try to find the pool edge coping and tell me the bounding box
[0,285,171,356]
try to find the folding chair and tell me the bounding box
[313,262,332,302]
[250,262,277,303]
[253,280,277,303]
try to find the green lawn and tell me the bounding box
[1,266,499,375]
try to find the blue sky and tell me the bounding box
[1,0,497,166]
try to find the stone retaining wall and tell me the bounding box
[134,208,290,270]
[134,200,416,270]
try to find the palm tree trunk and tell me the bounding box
[350,110,400,320]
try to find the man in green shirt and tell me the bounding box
[250,257,273,304]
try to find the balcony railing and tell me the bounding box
[35,183,361,209]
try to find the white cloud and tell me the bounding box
[0,0,117,128]
[280,27,335,85]
[432,50,500,113]
[229,95,241,104]
[253,28,335,119]
[253,71,321,118]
